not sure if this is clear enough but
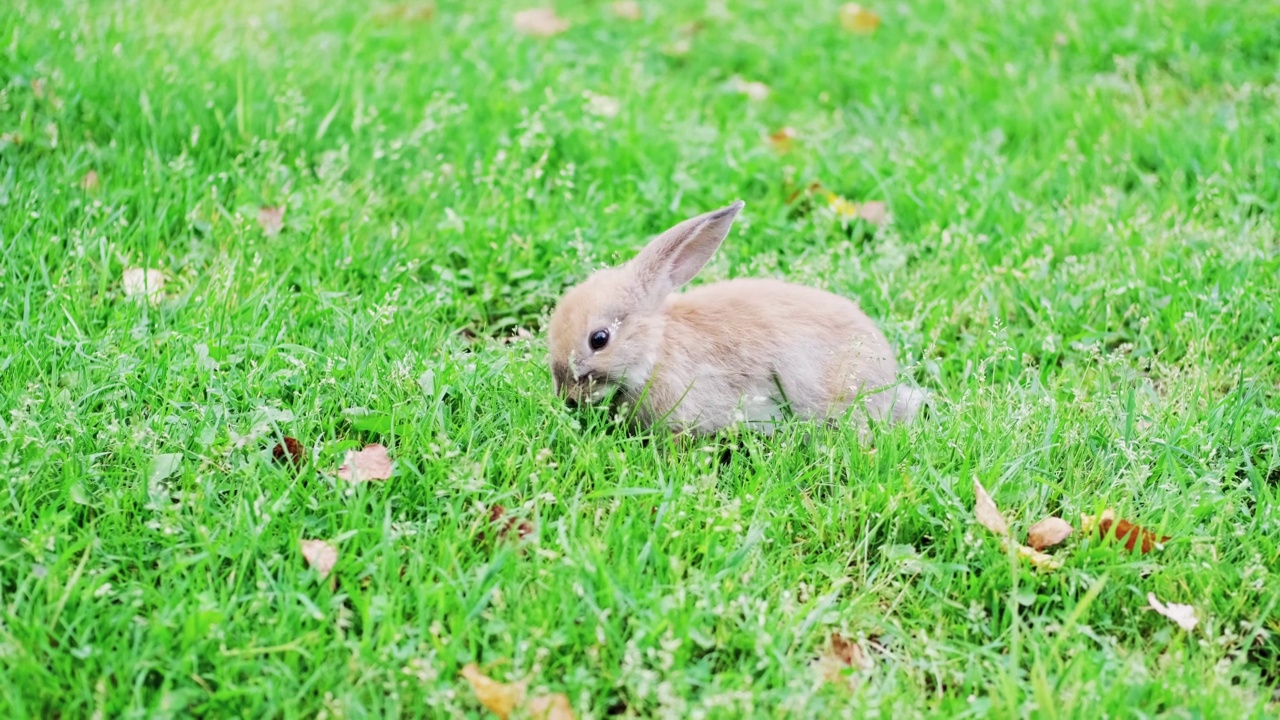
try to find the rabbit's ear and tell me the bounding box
[628,201,743,302]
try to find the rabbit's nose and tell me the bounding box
[564,396,579,410]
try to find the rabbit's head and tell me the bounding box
[547,201,743,408]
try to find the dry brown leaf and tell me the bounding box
[527,693,575,720]
[80,170,100,192]
[839,3,881,33]
[611,1,641,20]
[461,664,527,719]
[337,444,393,482]
[1081,509,1169,554]
[300,538,338,580]
[662,22,703,57]
[514,8,569,37]
[785,180,828,206]
[122,268,165,305]
[810,632,870,691]
[768,127,797,153]
[257,206,285,236]
[272,436,306,469]
[1147,592,1197,631]
[373,2,436,24]
[973,479,1009,536]
[1026,516,1074,551]
[482,504,536,544]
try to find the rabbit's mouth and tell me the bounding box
[561,372,621,409]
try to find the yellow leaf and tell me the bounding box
[826,194,888,225]
[1017,543,1062,571]
[828,194,859,220]
[839,3,881,33]
[461,664,526,719]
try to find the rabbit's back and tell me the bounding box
[641,278,900,433]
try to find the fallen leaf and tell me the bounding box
[80,170,100,192]
[728,75,769,101]
[784,180,828,207]
[810,632,870,691]
[122,268,166,304]
[611,1,641,20]
[662,22,703,58]
[337,444,393,482]
[839,3,881,33]
[1017,543,1063,571]
[300,538,339,581]
[855,200,888,226]
[973,479,1008,536]
[461,664,527,719]
[1147,592,1197,631]
[972,482,1063,571]
[826,192,888,226]
[527,693,575,720]
[1081,509,1169,554]
[678,20,705,36]
[482,504,536,544]
[514,8,569,37]
[272,437,306,469]
[372,2,436,24]
[768,127,797,153]
[257,206,285,236]
[1026,516,1074,551]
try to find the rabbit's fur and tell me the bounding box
[547,201,925,435]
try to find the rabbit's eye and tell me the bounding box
[589,329,610,351]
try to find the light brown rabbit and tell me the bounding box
[547,201,926,435]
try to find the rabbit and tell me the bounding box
[547,201,926,436]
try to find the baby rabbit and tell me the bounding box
[547,201,925,435]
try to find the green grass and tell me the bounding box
[2,0,1279,716]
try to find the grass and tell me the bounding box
[2,0,1279,716]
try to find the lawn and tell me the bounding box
[2,0,1279,717]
